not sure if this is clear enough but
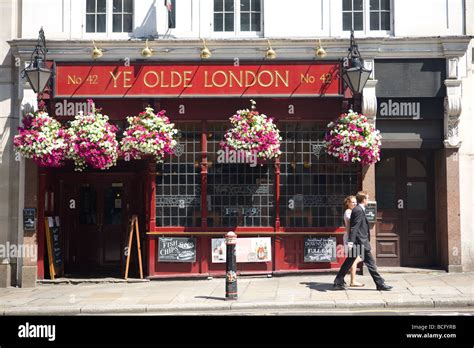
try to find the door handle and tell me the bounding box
[97,212,103,232]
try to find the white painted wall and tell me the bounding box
[19,0,466,40]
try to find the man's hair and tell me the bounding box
[356,191,368,203]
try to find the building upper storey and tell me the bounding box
[20,0,468,40]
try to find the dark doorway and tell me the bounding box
[375,150,436,267]
[59,175,134,277]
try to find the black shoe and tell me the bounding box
[333,283,347,290]
[376,284,393,291]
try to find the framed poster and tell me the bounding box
[211,237,271,263]
[158,237,196,262]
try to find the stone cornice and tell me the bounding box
[8,36,473,62]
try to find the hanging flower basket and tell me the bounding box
[13,102,69,167]
[324,110,382,166]
[67,100,119,171]
[220,100,282,162]
[120,107,178,163]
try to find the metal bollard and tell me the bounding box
[225,231,237,300]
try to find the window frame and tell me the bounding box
[83,0,134,39]
[341,0,392,37]
[212,0,263,38]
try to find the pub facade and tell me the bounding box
[1,0,473,286]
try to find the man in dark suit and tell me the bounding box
[333,191,392,291]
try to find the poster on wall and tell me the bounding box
[304,237,337,262]
[158,237,196,262]
[211,237,271,263]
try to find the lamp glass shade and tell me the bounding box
[24,59,52,93]
[342,66,372,94]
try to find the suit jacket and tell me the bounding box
[348,204,371,251]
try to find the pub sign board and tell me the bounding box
[158,237,196,262]
[54,63,342,98]
[304,237,337,262]
[23,208,36,230]
[365,201,377,224]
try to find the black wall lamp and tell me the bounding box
[341,29,372,95]
[21,27,53,94]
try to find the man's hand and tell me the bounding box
[347,242,354,249]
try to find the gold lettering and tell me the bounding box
[228,71,243,88]
[212,71,228,88]
[257,70,274,88]
[144,71,159,88]
[170,71,183,87]
[123,71,132,88]
[183,71,193,87]
[275,70,289,87]
[160,71,169,87]
[245,71,257,87]
[204,71,213,87]
[110,71,122,88]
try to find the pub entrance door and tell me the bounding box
[375,151,436,267]
[59,175,131,277]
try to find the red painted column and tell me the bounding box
[274,158,281,231]
[200,121,209,274]
[37,169,47,279]
[146,160,157,276]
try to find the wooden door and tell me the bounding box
[375,151,435,267]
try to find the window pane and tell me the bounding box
[354,0,363,11]
[381,11,390,30]
[86,0,95,13]
[370,12,379,30]
[113,0,122,12]
[104,187,122,225]
[343,12,352,31]
[354,12,363,30]
[241,13,250,31]
[79,186,97,225]
[343,0,352,10]
[376,157,396,177]
[376,181,396,209]
[97,14,106,32]
[370,0,379,10]
[225,12,234,31]
[251,0,261,11]
[214,0,223,11]
[225,0,234,11]
[407,182,427,210]
[407,157,426,177]
[214,13,223,31]
[252,13,261,31]
[123,0,133,12]
[113,14,122,32]
[86,14,95,32]
[97,0,106,12]
[381,0,390,10]
[241,0,250,11]
[123,14,133,32]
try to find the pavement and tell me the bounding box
[0,270,473,315]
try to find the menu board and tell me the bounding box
[365,201,377,223]
[211,237,271,263]
[158,237,196,262]
[304,237,337,262]
[23,208,36,230]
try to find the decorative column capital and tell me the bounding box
[362,79,378,124]
[443,79,462,149]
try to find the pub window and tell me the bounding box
[342,0,363,31]
[156,123,202,227]
[206,123,274,227]
[86,0,107,33]
[112,0,133,33]
[369,0,390,31]
[213,0,262,34]
[279,122,359,228]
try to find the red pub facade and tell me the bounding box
[35,60,367,279]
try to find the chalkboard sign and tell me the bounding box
[45,217,63,279]
[158,237,196,262]
[365,201,377,223]
[304,237,337,262]
[23,208,36,230]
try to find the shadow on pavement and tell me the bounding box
[194,296,226,301]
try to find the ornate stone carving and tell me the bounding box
[362,79,378,124]
[444,79,462,148]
